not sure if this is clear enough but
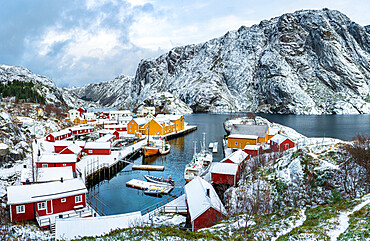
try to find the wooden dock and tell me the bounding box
[132,164,164,171]
[126,179,173,194]
[163,125,197,140]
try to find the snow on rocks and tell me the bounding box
[271,209,306,241]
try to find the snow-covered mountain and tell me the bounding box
[130,9,370,114]
[1,9,369,114]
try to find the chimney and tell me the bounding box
[61,177,64,183]
[206,188,210,198]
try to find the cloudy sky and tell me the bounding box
[0,0,369,87]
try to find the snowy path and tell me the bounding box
[271,209,306,241]
[328,194,370,241]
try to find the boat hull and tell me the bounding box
[143,146,159,157]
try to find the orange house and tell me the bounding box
[156,114,185,132]
[228,134,258,149]
[127,118,148,134]
[142,119,165,136]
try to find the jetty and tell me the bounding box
[163,125,197,140]
[126,179,173,194]
[132,164,164,171]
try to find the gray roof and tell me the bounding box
[230,124,268,138]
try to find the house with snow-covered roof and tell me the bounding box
[21,166,74,185]
[36,154,78,173]
[211,162,240,186]
[243,144,263,157]
[7,178,90,227]
[69,125,94,136]
[184,177,227,231]
[127,117,148,134]
[99,129,119,140]
[229,124,269,143]
[46,129,72,142]
[54,141,86,153]
[84,142,111,155]
[227,134,259,149]
[109,110,132,121]
[59,143,83,161]
[270,134,295,152]
[221,149,249,166]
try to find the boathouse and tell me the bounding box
[270,134,295,152]
[36,154,78,173]
[46,129,72,142]
[21,166,74,185]
[227,134,258,149]
[211,162,240,186]
[221,149,249,166]
[69,126,94,136]
[243,144,263,157]
[84,142,111,155]
[7,178,88,226]
[184,177,227,231]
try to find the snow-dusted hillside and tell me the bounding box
[130,9,370,114]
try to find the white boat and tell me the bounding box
[184,133,213,182]
[212,142,218,153]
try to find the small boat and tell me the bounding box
[144,174,175,186]
[144,188,163,196]
[159,143,171,155]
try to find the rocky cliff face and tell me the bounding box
[131,9,370,114]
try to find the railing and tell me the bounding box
[141,191,184,216]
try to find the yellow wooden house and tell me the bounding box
[127,118,148,134]
[227,134,258,149]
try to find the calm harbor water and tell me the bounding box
[90,113,370,215]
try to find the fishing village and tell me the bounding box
[0,104,301,240]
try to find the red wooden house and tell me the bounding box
[46,129,72,142]
[221,149,249,166]
[36,154,78,173]
[7,179,88,226]
[184,177,227,231]
[270,134,295,152]
[99,129,119,140]
[211,162,240,186]
[104,124,127,132]
[54,141,86,153]
[59,144,83,161]
[243,144,263,157]
[21,166,74,185]
[95,134,116,144]
[77,107,87,115]
[84,142,111,155]
[69,126,95,136]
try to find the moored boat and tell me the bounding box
[144,174,175,186]
[144,187,164,196]
[184,133,213,182]
[159,143,171,155]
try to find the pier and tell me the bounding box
[77,139,146,188]
[163,125,197,140]
[126,179,173,194]
[132,164,164,171]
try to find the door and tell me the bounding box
[46,200,53,214]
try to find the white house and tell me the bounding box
[109,110,133,121]
[68,109,80,122]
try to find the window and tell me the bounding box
[37,202,46,210]
[61,198,66,203]
[16,205,25,213]
[75,195,82,203]
[88,150,92,154]
[42,164,48,168]
[63,164,66,167]
[235,142,238,146]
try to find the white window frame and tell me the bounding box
[88,150,92,154]
[61,198,66,203]
[63,163,67,167]
[37,202,46,210]
[235,142,238,146]
[42,164,48,168]
[16,205,25,214]
[75,195,82,203]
